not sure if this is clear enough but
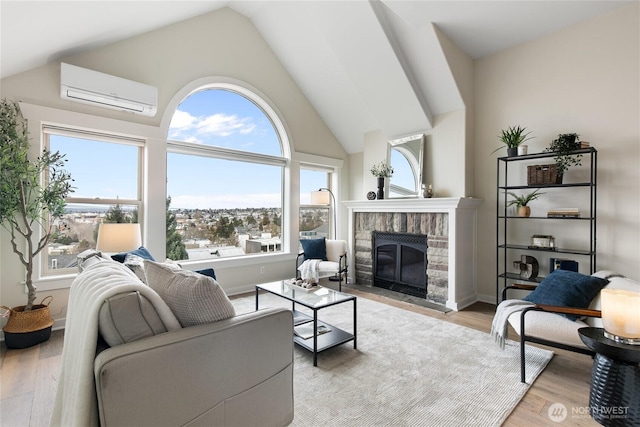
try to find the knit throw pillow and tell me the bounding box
[143,260,235,327]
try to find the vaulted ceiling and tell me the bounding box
[0,1,630,153]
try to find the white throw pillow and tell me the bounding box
[143,260,236,327]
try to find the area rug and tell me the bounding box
[233,292,553,427]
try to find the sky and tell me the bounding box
[52,88,326,211]
[53,88,414,211]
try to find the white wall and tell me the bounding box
[0,7,347,325]
[474,3,640,302]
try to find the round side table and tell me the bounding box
[578,327,640,427]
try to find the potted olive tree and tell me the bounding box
[0,99,74,348]
[506,189,544,217]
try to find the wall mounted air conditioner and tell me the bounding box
[60,63,157,117]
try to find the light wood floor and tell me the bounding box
[0,288,599,427]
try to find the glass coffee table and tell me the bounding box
[256,281,357,366]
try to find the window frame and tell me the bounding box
[42,125,145,277]
[165,83,290,264]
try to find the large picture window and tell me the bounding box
[44,127,143,275]
[166,87,287,261]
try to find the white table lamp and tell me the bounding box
[96,223,142,253]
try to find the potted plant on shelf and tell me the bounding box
[370,160,394,200]
[491,125,533,157]
[506,189,544,217]
[0,99,74,348]
[545,133,582,179]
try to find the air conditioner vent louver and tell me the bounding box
[60,63,157,117]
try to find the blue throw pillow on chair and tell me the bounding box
[300,238,328,261]
[523,269,608,321]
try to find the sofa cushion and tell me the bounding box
[523,269,608,321]
[99,291,169,346]
[144,260,236,327]
[507,310,589,349]
[301,238,327,261]
[111,246,155,263]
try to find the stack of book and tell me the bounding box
[547,208,580,218]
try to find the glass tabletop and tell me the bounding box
[256,281,355,309]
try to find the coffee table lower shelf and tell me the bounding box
[292,310,355,356]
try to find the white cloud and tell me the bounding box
[169,110,196,130]
[169,109,257,140]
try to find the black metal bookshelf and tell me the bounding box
[496,148,597,304]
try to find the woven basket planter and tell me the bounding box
[527,164,563,185]
[2,296,54,349]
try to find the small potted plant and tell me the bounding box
[545,133,582,177]
[0,99,74,348]
[370,161,394,200]
[506,189,544,217]
[491,125,533,156]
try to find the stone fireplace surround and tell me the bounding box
[344,198,482,311]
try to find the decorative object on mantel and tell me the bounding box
[426,184,433,198]
[491,125,533,157]
[513,255,539,279]
[506,189,544,217]
[545,133,586,178]
[0,99,74,348]
[367,191,377,200]
[370,160,393,200]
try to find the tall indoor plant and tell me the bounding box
[0,99,74,347]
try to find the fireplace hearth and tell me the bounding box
[373,231,428,298]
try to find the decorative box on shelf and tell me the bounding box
[527,164,562,185]
[528,234,556,250]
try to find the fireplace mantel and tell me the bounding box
[343,197,482,310]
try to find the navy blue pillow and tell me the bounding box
[300,238,327,261]
[111,246,155,263]
[523,269,608,321]
[195,268,216,281]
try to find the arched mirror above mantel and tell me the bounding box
[388,134,425,198]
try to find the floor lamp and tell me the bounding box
[310,188,336,239]
[310,188,340,281]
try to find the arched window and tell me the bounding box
[166,86,289,261]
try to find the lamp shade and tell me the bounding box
[96,223,142,253]
[310,190,331,205]
[601,288,640,343]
